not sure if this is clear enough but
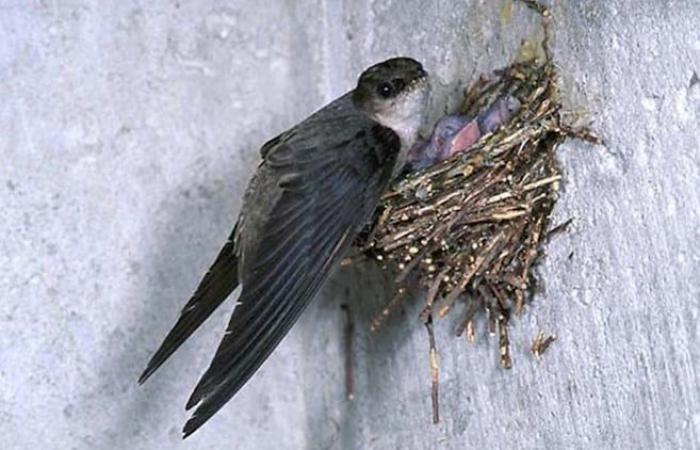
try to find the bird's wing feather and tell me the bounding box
[138,226,240,384]
[182,122,397,437]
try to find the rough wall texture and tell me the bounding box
[1,1,698,449]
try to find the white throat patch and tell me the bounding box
[372,81,430,150]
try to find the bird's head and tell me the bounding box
[352,57,431,147]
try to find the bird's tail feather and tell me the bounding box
[138,227,240,384]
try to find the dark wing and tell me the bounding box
[138,225,240,384]
[182,119,399,437]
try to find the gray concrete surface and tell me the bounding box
[1,0,698,449]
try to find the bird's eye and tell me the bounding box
[377,82,394,98]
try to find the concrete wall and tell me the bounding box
[1,1,698,449]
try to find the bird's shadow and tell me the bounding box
[298,258,431,450]
[91,160,245,448]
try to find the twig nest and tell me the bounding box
[358,58,599,363]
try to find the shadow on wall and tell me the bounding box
[87,158,243,447]
[298,258,437,449]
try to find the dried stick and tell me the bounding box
[424,314,440,424]
[531,331,557,357]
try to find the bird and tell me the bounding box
[138,57,431,438]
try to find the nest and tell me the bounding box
[348,1,600,423]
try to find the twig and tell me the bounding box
[498,314,513,369]
[544,218,574,243]
[424,314,440,424]
[370,283,412,332]
[531,331,557,357]
[438,231,507,318]
[455,296,483,338]
[419,268,449,323]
